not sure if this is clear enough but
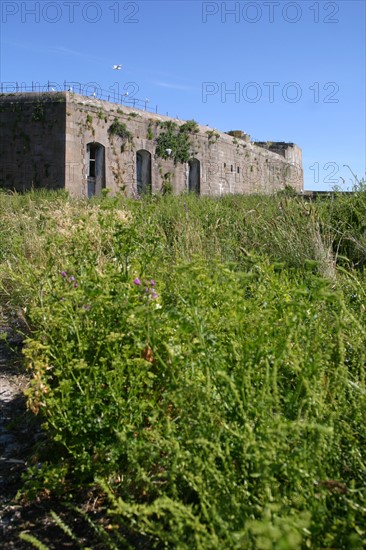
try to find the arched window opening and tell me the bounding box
[87,142,105,197]
[136,150,152,195]
[188,158,200,194]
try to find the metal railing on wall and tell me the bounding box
[0,81,158,114]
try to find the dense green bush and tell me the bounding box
[1,188,366,548]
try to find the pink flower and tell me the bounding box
[133,278,141,285]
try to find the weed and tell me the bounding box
[108,120,133,143]
[1,189,366,548]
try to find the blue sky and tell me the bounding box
[1,0,365,190]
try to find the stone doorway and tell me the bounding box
[86,143,105,197]
[188,159,200,194]
[136,150,152,195]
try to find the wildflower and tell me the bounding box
[150,279,155,287]
[69,275,76,282]
[151,292,158,299]
[133,278,141,285]
[74,283,78,288]
[61,271,67,277]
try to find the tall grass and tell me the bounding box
[1,188,366,548]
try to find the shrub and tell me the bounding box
[108,120,133,143]
[1,189,366,548]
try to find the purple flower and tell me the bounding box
[69,275,76,282]
[133,278,141,285]
[74,283,78,288]
[150,279,155,287]
[151,292,158,299]
[61,271,67,278]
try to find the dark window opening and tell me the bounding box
[87,142,105,197]
[136,150,152,195]
[89,148,96,177]
[188,158,200,194]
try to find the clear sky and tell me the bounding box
[1,0,365,190]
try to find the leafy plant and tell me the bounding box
[1,188,366,548]
[32,102,45,122]
[161,171,173,195]
[206,129,220,144]
[108,120,133,143]
[156,120,197,164]
[146,124,154,140]
[179,119,199,133]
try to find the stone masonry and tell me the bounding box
[0,92,303,196]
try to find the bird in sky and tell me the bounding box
[113,65,122,70]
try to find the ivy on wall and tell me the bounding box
[32,102,45,122]
[108,119,134,144]
[156,119,199,164]
[206,129,220,144]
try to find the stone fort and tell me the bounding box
[0,91,303,197]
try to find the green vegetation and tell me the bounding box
[96,110,107,123]
[32,102,45,123]
[206,129,220,144]
[161,171,174,195]
[108,119,133,143]
[146,123,154,140]
[179,119,199,134]
[156,120,199,163]
[1,187,366,548]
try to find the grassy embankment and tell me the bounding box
[0,187,366,549]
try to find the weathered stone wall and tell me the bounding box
[0,93,66,191]
[0,92,303,196]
